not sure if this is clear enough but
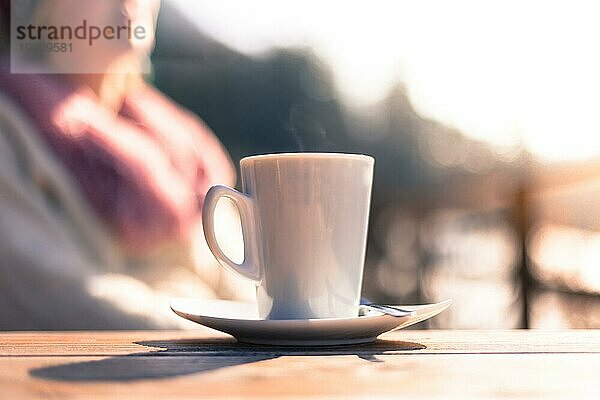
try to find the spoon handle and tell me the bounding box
[363,304,415,317]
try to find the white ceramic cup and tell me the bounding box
[202,153,374,320]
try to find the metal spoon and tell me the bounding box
[362,304,415,317]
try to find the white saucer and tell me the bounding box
[170,298,452,346]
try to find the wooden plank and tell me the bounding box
[2,331,599,399]
[1,353,599,399]
[1,330,599,356]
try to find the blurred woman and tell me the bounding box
[0,0,252,329]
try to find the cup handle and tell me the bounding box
[202,185,261,283]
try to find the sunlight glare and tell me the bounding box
[172,0,600,162]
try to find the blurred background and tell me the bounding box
[151,0,600,329]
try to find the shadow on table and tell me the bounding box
[29,338,426,381]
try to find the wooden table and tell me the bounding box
[1,329,599,399]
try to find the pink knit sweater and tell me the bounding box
[0,63,235,252]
